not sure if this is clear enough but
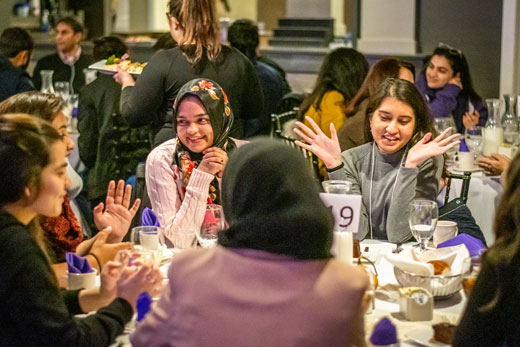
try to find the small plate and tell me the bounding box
[405,328,450,346]
[88,59,144,75]
[449,165,482,173]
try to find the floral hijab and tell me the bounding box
[172,79,235,204]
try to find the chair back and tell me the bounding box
[444,171,472,205]
[274,129,320,178]
[270,108,299,137]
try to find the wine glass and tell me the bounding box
[54,81,70,102]
[322,180,352,194]
[465,126,483,159]
[408,199,438,251]
[197,204,225,248]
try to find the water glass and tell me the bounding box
[54,81,70,102]
[465,126,483,158]
[197,204,225,248]
[131,226,163,251]
[173,230,197,251]
[322,180,352,194]
[409,200,438,251]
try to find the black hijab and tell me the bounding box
[218,138,333,260]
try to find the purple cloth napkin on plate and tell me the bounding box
[437,233,486,257]
[65,252,93,273]
[136,292,152,322]
[370,317,398,345]
[459,139,469,152]
[141,207,160,227]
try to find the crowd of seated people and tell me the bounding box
[1,0,519,343]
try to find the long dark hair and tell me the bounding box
[426,45,481,101]
[482,151,520,310]
[168,0,221,65]
[299,48,368,120]
[346,58,415,118]
[364,78,435,147]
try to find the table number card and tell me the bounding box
[319,193,362,233]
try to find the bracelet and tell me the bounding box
[326,162,344,173]
[88,253,102,271]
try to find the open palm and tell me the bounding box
[294,116,342,169]
[94,180,141,243]
[406,128,460,167]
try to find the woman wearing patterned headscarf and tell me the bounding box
[146,78,245,244]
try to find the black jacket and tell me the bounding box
[0,54,34,102]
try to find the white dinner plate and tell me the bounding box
[88,59,143,75]
[405,327,450,346]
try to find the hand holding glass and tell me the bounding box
[409,200,438,250]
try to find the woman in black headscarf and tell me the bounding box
[146,78,245,244]
[133,139,369,347]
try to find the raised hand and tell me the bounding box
[405,128,461,168]
[294,116,342,169]
[94,180,141,243]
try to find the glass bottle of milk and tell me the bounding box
[501,94,519,145]
[483,98,504,156]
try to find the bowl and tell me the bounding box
[393,267,462,299]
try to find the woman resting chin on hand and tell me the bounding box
[295,78,459,243]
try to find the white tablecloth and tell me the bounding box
[445,170,502,245]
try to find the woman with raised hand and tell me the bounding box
[0,114,162,346]
[416,43,487,133]
[133,138,369,347]
[114,0,263,144]
[295,78,460,243]
[146,78,245,245]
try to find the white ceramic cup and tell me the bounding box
[456,152,474,170]
[68,269,97,290]
[433,220,458,247]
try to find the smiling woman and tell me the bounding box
[145,79,246,245]
[295,78,460,242]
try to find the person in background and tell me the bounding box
[152,32,178,51]
[132,138,369,347]
[338,57,415,151]
[295,78,459,243]
[146,78,245,245]
[300,47,368,179]
[0,113,162,346]
[416,43,487,134]
[114,0,263,144]
[32,16,92,94]
[228,19,283,137]
[0,27,35,102]
[453,150,520,346]
[78,36,152,210]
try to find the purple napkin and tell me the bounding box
[459,139,469,152]
[65,252,93,273]
[136,292,152,322]
[141,207,160,227]
[437,233,486,257]
[370,317,398,345]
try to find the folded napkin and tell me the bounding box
[66,252,93,273]
[136,292,152,322]
[438,233,486,257]
[141,208,160,227]
[370,317,398,346]
[459,139,469,152]
[385,245,469,276]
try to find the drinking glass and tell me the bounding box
[197,204,225,248]
[131,226,163,251]
[54,81,70,102]
[173,230,197,252]
[465,126,483,159]
[408,199,438,251]
[434,116,457,161]
[322,180,352,194]
[462,256,481,298]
